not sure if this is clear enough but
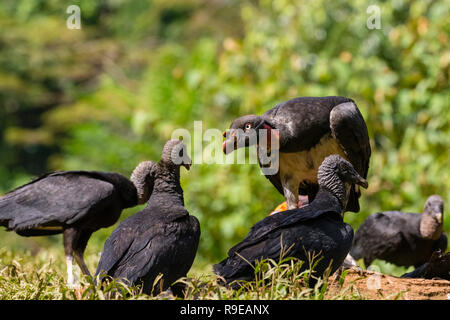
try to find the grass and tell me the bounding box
[0,248,374,300]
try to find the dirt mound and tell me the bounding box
[327,268,450,300]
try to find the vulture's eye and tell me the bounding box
[244,123,252,131]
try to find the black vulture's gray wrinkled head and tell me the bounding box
[161,139,192,170]
[420,195,444,240]
[222,115,265,154]
[318,155,368,208]
[130,160,156,204]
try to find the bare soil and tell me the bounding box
[327,268,450,300]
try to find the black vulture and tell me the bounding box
[222,96,371,212]
[350,195,446,268]
[95,139,200,296]
[401,250,450,281]
[0,161,156,286]
[213,155,368,288]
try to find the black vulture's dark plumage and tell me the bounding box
[350,195,446,268]
[222,96,371,213]
[95,139,200,296]
[213,155,368,288]
[0,162,156,285]
[401,250,450,281]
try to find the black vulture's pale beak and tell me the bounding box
[355,175,368,189]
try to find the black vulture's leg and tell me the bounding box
[73,230,93,279]
[63,228,78,287]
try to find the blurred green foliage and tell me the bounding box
[0,0,449,275]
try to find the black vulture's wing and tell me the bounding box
[95,216,137,278]
[228,194,341,256]
[96,206,199,286]
[95,211,154,280]
[350,211,412,261]
[0,171,118,231]
[329,101,371,212]
[214,227,287,280]
[114,221,184,285]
